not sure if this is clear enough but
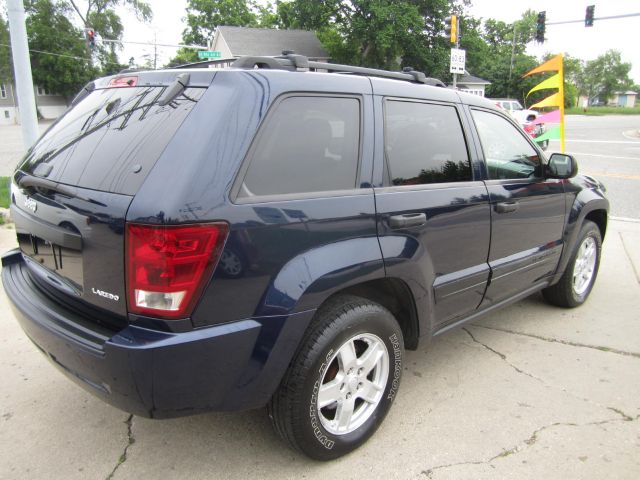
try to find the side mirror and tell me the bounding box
[546,153,578,179]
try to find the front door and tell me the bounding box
[469,108,566,306]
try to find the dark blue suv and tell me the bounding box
[2,55,608,460]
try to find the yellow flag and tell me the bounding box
[523,54,562,77]
[530,92,562,109]
[527,73,561,97]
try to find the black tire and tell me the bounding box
[543,220,602,308]
[268,295,404,460]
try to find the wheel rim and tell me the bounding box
[317,333,389,436]
[573,236,597,295]
[219,250,242,276]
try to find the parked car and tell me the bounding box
[493,98,539,123]
[494,100,548,150]
[2,55,609,460]
[523,120,549,150]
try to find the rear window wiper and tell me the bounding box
[158,73,190,106]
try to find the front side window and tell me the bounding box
[0,84,6,98]
[384,100,471,186]
[471,109,541,180]
[238,96,361,198]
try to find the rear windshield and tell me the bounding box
[19,85,205,195]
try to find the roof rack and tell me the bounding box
[192,52,445,87]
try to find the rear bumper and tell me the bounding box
[2,250,314,418]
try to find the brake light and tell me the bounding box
[109,76,138,88]
[126,223,229,319]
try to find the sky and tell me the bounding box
[119,0,639,81]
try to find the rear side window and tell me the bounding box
[384,100,471,186]
[237,96,360,198]
[19,86,205,195]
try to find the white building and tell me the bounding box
[0,82,68,125]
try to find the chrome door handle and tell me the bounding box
[495,202,519,214]
[389,213,427,228]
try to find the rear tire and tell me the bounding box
[268,295,404,460]
[543,220,602,307]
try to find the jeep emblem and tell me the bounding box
[24,197,37,213]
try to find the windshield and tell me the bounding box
[19,86,205,195]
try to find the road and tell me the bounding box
[547,115,640,219]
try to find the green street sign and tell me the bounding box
[198,51,222,59]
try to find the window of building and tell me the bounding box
[4,110,9,119]
[36,86,51,96]
[471,109,542,180]
[384,100,471,186]
[0,84,6,99]
[237,96,361,198]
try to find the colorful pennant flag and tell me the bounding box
[523,54,565,152]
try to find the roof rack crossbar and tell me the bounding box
[228,54,445,87]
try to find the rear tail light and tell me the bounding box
[126,223,229,319]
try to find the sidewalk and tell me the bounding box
[0,121,52,176]
[0,219,638,479]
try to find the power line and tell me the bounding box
[547,12,640,26]
[99,38,208,50]
[0,42,88,61]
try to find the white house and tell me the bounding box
[188,26,330,68]
[609,91,637,108]
[453,73,491,97]
[0,82,68,125]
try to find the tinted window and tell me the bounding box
[471,109,541,180]
[20,86,204,195]
[238,96,360,198]
[384,101,471,186]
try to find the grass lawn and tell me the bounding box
[565,106,640,115]
[0,176,10,209]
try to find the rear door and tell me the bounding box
[373,95,491,330]
[468,108,566,306]
[12,74,210,317]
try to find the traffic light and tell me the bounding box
[444,15,458,44]
[85,29,96,50]
[536,11,546,43]
[585,5,595,27]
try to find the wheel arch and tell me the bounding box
[321,278,421,350]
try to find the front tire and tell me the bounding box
[268,295,404,460]
[543,220,602,307]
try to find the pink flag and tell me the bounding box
[532,109,561,125]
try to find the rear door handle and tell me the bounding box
[495,202,519,214]
[389,213,427,229]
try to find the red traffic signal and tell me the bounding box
[85,28,96,49]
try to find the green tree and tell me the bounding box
[280,0,464,74]
[578,50,633,103]
[64,0,152,73]
[24,0,99,98]
[466,10,539,101]
[182,0,260,47]
[0,14,13,83]
[168,0,277,67]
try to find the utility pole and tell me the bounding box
[508,29,518,98]
[7,0,39,148]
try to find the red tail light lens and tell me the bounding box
[126,223,229,319]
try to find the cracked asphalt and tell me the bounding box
[0,219,639,479]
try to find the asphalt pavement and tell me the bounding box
[546,115,640,220]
